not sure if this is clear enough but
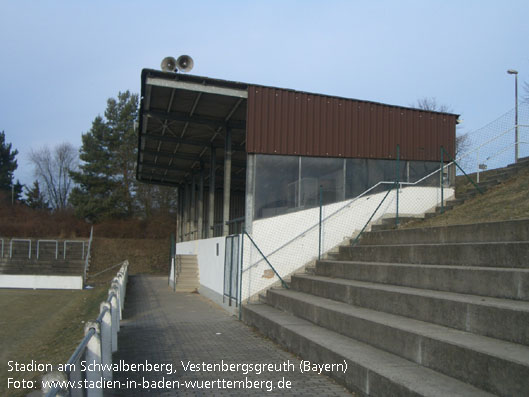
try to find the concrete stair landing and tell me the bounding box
[243,218,529,396]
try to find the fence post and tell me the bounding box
[238,228,245,320]
[396,144,400,227]
[84,322,103,397]
[108,290,119,352]
[318,185,323,260]
[41,371,68,397]
[440,146,444,214]
[99,302,112,381]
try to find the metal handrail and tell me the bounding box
[64,240,86,260]
[36,240,58,260]
[241,157,457,275]
[350,182,397,247]
[243,231,289,289]
[89,260,127,279]
[10,239,31,259]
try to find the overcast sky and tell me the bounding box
[1,0,528,187]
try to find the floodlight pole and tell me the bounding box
[507,69,519,163]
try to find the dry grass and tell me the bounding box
[88,237,170,284]
[0,286,108,397]
[404,165,529,229]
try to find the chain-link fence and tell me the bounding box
[240,153,455,303]
[457,104,529,177]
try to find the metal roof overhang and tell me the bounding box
[137,69,249,190]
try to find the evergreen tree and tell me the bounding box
[69,91,138,221]
[0,131,23,201]
[24,180,49,210]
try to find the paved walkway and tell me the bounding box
[109,275,351,396]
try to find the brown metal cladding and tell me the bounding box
[246,85,457,161]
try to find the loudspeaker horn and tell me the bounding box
[161,56,177,72]
[176,55,194,73]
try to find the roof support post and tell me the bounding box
[223,127,232,236]
[198,164,204,240]
[208,146,216,238]
[191,173,196,240]
[244,154,256,235]
[176,185,182,243]
[184,183,190,241]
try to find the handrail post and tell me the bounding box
[396,144,400,226]
[244,231,289,289]
[440,146,444,214]
[318,185,323,260]
[99,302,113,381]
[239,228,245,320]
[108,290,119,352]
[84,322,103,397]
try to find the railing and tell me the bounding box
[2,237,90,261]
[10,239,31,258]
[64,240,86,260]
[37,240,58,260]
[43,260,129,397]
[239,155,455,303]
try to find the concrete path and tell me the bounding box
[109,276,351,396]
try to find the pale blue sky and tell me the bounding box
[1,0,528,186]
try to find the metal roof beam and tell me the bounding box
[140,148,246,168]
[146,77,248,98]
[143,133,222,148]
[146,110,245,130]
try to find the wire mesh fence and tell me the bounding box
[457,103,529,176]
[240,155,456,302]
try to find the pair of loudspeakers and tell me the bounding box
[161,55,194,73]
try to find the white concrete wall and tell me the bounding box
[175,236,226,296]
[0,274,83,290]
[240,185,454,301]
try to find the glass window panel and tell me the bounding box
[254,154,299,219]
[300,157,344,207]
[345,158,368,198]
[408,161,440,185]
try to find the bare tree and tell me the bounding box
[29,143,78,209]
[413,97,470,155]
[414,97,452,113]
[523,81,529,103]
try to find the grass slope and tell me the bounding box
[404,164,529,229]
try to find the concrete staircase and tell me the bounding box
[174,255,200,292]
[243,218,529,396]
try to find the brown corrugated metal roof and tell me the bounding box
[246,85,457,161]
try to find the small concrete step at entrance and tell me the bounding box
[174,254,199,292]
[243,218,529,396]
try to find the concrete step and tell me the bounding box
[175,276,199,282]
[315,260,529,301]
[291,274,529,346]
[357,219,529,246]
[265,288,529,397]
[243,303,494,397]
[339,241,529,268]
